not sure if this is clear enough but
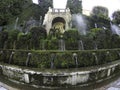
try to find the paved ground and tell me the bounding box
[0,86,7,90]
[0,82,18,90]
[96,77,120,90]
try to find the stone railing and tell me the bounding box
[48,7,70,14]
[0,60,120,88]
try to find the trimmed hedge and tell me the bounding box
[0,49,120,69]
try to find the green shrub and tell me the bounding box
[0,49,120,69]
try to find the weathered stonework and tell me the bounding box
[0,60,120,88]
[43,7,72,34]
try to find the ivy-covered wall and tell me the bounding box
[0,49,120,69]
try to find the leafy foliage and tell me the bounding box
[91,6,109,17]
[67,0,82,14]
[0,29,8,48]
[38,0,53,17]
[0,0,32,26]
[0,49,120,69]
[30,27,47,49]
[63,29,79,50]
[89,6,110,29]
[112,10,120,25]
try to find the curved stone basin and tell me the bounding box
[0,60,120,88]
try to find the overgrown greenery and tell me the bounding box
[0,0,32,26]
[38,0,53,18]
[0,1,120,69]
[112,10,120,25]
[0,49,120,69]
[1,26,120,50]
[0,0,53,26]
[0,4,119,50]
[67,0,82,14]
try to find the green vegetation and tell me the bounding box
[67,0,82,14]
[1,26,120,50]
[0,49,120,69]
[0,0,32,26]
[0,0,53,26]
[0,0,120,69]
[0,3,119,50]
[112,10,120,25]
[38,0,53,17]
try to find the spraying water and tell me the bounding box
[92,53,98,65]
[110,22,120,35]
[94,41,98,50]
[94,23,98,28]
[26,53,32,66]
[51,53,56,69]
[111,25,120,35]
[78,40,84,50]
[73,53,78,68]
[14,17,19,29]
[72,14,87,35]
[9,52,15,64]
[59,39,65,51]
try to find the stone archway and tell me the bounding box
[52,17,66,33]
[43,7,72,34]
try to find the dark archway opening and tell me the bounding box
[52,17,66,33]
[52,17,65,26]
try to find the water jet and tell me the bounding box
[26,53,32,66]
[78,40,84,50]
[73,53,78,68]
[9,51,15,64]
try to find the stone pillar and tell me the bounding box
[107,69,111,76]
[24,74,29,83]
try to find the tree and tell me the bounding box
[30,27,47,49]
[67,0,82,14]
[91,6,109,17]
[0,29,8,48]
[63,29,80,50]
[8,29,20,49]
[19,4,42,24]
[17,32,31,49]
[112,10,120,25]
[0,0,32,26]
[38,0,53,18]
[90,6,110,29]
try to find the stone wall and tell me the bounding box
[0,60,120,88]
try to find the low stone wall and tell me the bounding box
[0,60,120,88]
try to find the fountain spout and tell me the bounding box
[78,40,84,50]
[39,16,42,26]
[117,52,120,58]
[92,53,98,65]
[9,51,15,64]
[94,41,98,50]
[106,51,110,55]
[14,17,19,29]
[73,53,78,68]
[26,53,32,66]
[95,23,97,28]
[0,51,3,55]
[42,40,45,50]
[59,39,65,51]
[106,51,112,62]
[0,51,3,62]
[51,53,56,69]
